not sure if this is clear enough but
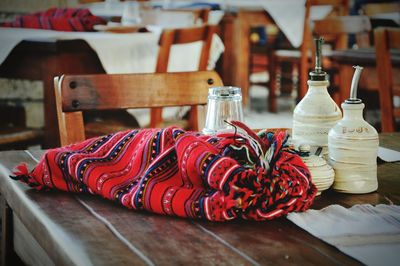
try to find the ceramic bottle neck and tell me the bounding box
[306,80,330,95]
[341,103,365,121]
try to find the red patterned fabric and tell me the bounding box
[11,122,317,221]
[1,8,106,31]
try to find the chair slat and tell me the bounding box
[60,71,220,111]
[55,71,223,146]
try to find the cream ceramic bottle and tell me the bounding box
[292,38,342,157]
[328,66,379,193]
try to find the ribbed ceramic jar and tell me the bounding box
[328,102,379,194]
[299,146,335,196]
[292,80,342,157]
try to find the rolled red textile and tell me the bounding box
[1,7,106,31]
[11,122,317,221]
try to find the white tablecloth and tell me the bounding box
[158,0,332,48]
[0,27,224,74]
[88,0,331,48]
[86,1,225,26]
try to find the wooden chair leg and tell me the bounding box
[338,65,353,105]
[268,54,278,113]
[1,196,22,266]
[188,107,199,132]
[150,108,163,128]
[299,61,309,101]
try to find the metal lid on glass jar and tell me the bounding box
[208,86,242,100]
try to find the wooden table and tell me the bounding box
[330,48,400,104]
[0,39,105,148]
[0,133,398,265]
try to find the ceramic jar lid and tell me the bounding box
[299,145,335,195]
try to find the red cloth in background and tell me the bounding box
[11,122,317,222]
[1,7,106,31]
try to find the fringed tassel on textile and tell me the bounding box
[10,163,43,190]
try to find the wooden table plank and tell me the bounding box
[76,196,252,265]
[197,218,360,265]
[0,151,146,265]
[0,151,256,265]
[380,132,400,151]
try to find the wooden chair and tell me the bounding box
[151,25,217,129]
[268,0,349,112]
[54,71,223,146]
[361,2,400,16]
[312,15,372,103]
[313,16,371,49]
[374,27,400,132]
[0,106,44,150]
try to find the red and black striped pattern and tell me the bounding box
[1,8,106,31]
[12,123,317,221]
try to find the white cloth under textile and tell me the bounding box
[288,204,400,266]
[0,28,224,74]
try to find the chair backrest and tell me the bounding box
[54,71,223,146]
[362,2,400,16]
[156,25,216,72]
[151,25,217,129]
[374,27,400,132]
[312,15,372,50]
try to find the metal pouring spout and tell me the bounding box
[309,37,327,81]
[345,65,363,104]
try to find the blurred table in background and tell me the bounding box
[330,48,400,106]
[0,38,104,148]
[0,28,223,148]
[217,0,332,105]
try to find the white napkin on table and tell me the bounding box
[287,204,400,266]
[378,147,400,162]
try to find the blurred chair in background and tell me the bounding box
[268,0,349,113]
[0,105,43,150]
[312,15,372,103]
[374,27,400,132]
[248,24,281,112]
[361,2,400,16]
[151,24,217,130]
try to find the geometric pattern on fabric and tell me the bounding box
[11,122,317,221]
[1,7,106,32]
